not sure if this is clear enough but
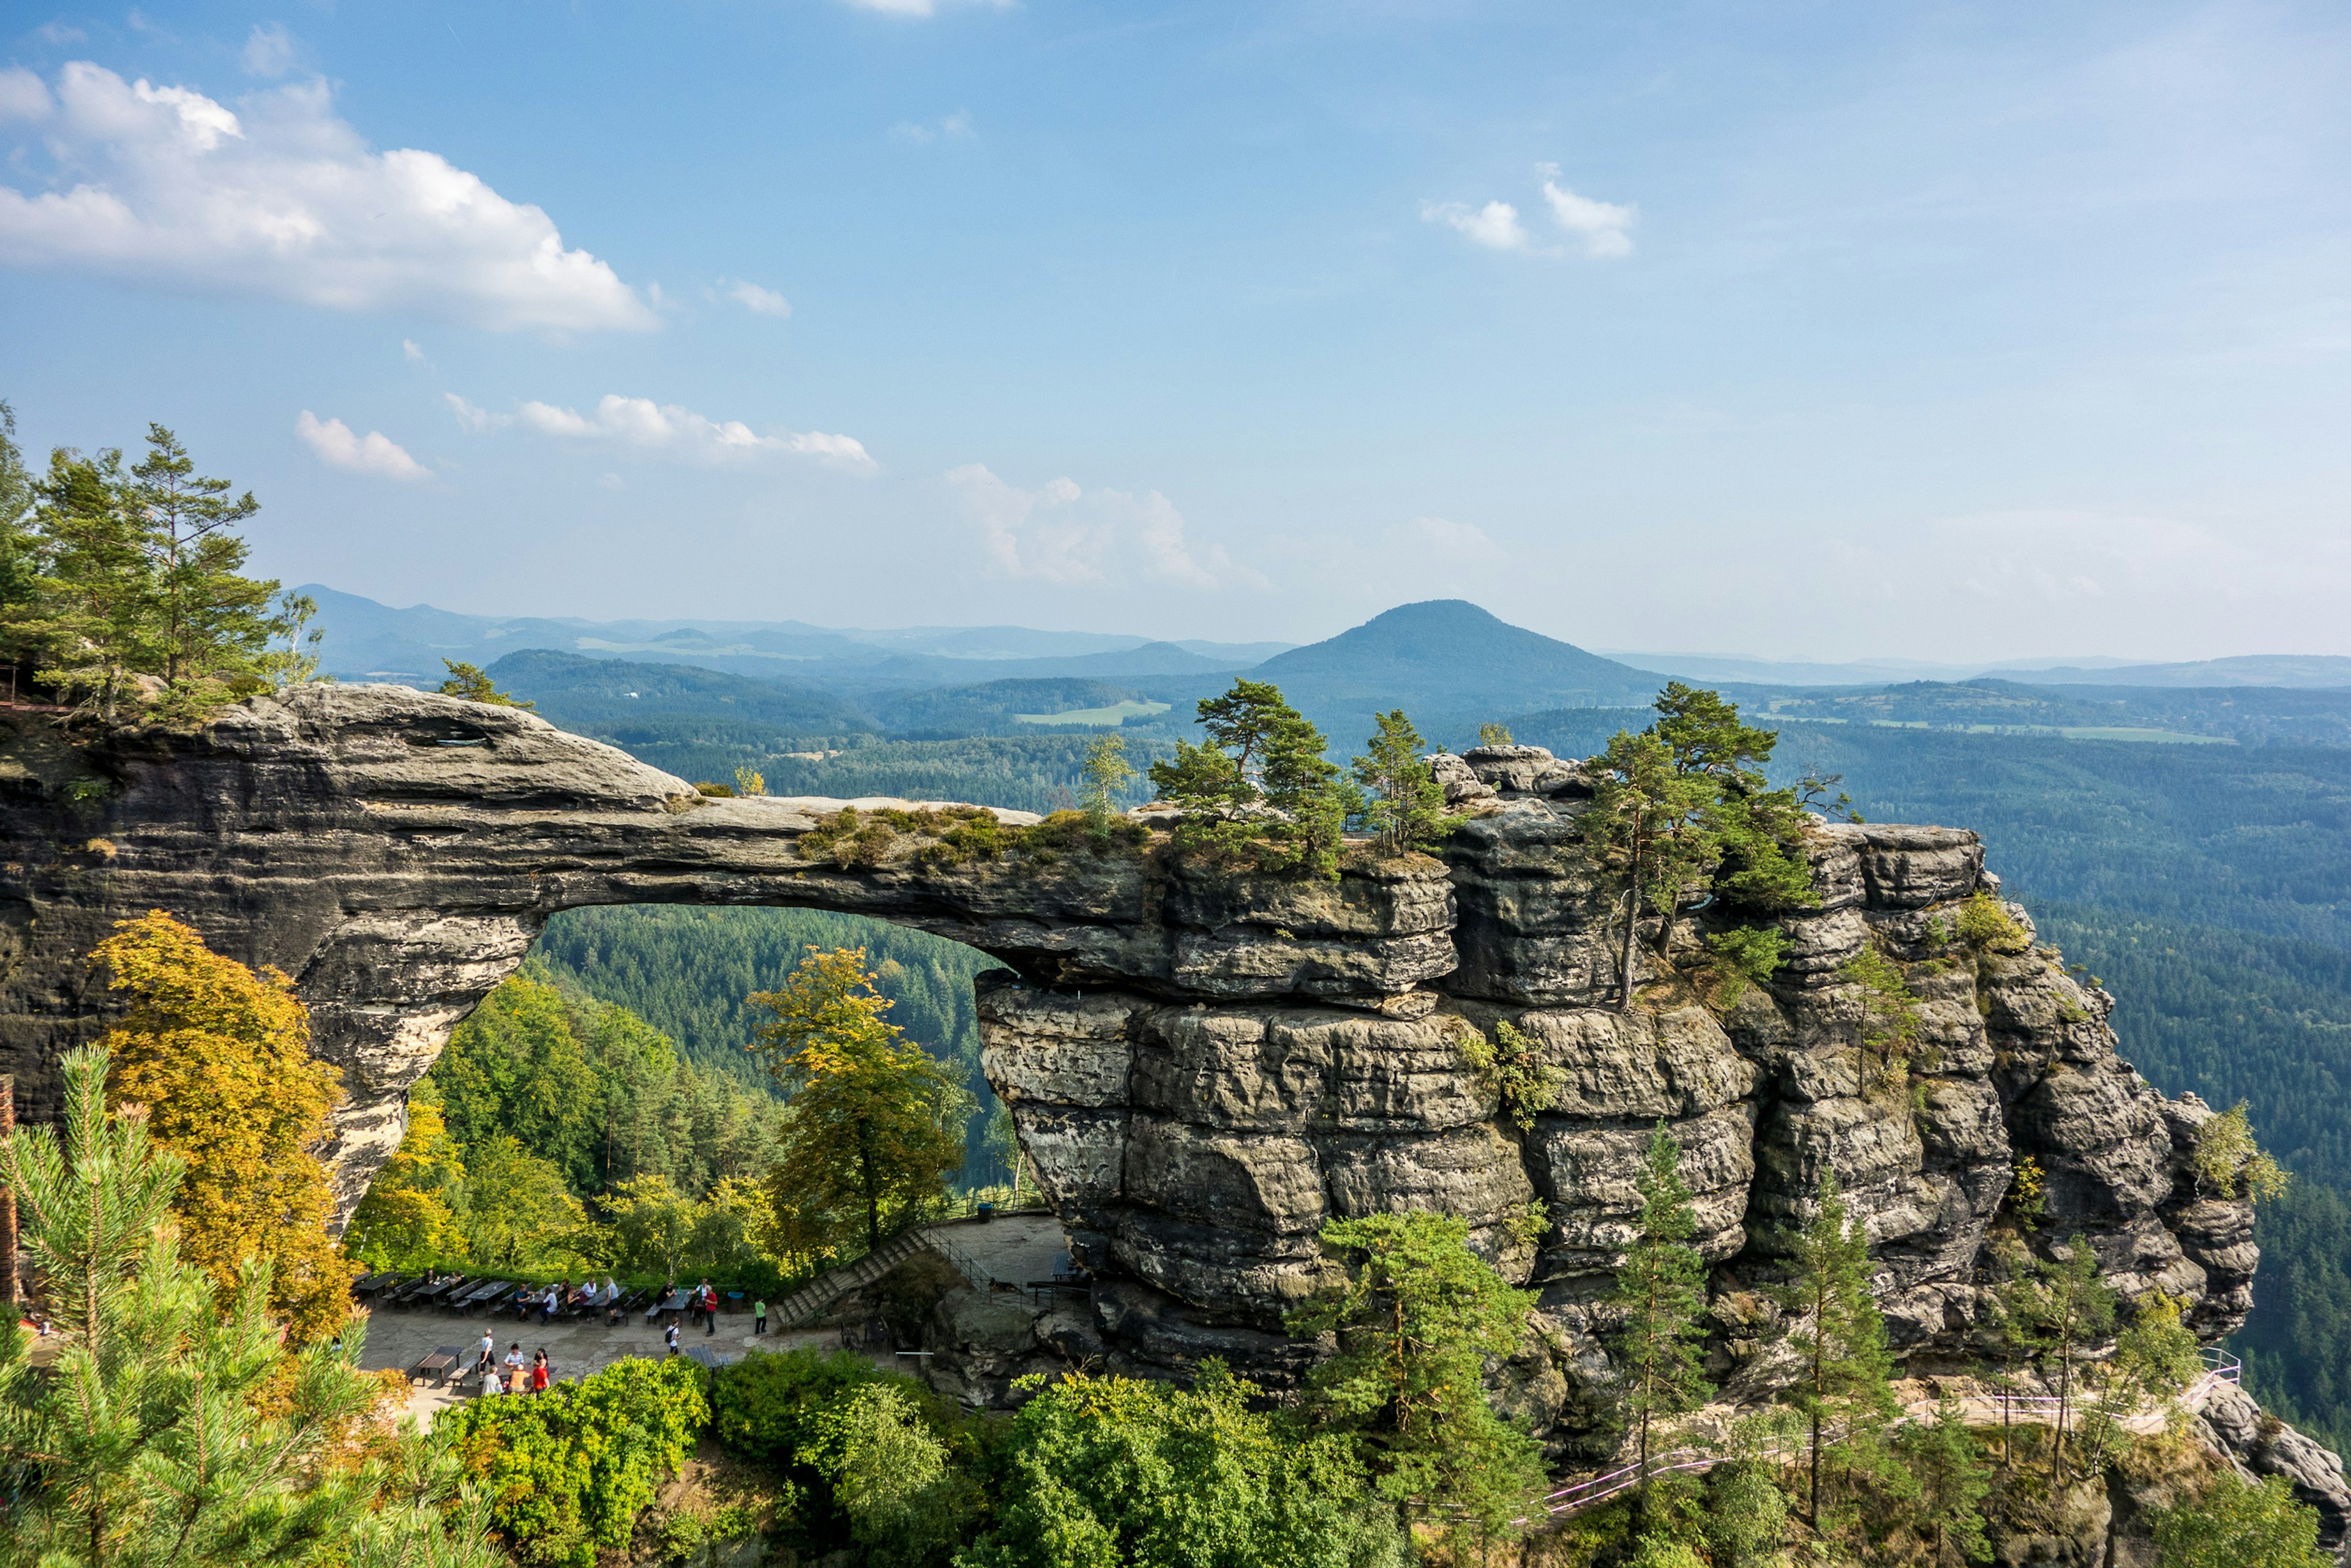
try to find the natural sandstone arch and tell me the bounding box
[0,684,2258,1408]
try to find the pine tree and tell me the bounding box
[1774,1169,1900,1535]
[1839,947,1921,1098]
[1287,1211,1547,1541]
[0,1045,500,1567]
[2027,1237,2117,1481]
[1351,708,1461,856]
[1581,728,1712,1011]
[1896,1394,1993,1566]
[126,424,272,696]
[1146,678,1352,879]
[1606,1123,1715,1523]
[436,659,534,709]
[26,446,156,722]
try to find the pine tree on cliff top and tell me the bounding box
[1605,1123,1715,1526]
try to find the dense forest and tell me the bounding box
[529,906,1013,1180]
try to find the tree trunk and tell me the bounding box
[1617,833,1643,1015]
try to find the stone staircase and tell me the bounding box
[770,1231,928,1332]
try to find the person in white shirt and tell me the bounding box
[474,1330,497,1375]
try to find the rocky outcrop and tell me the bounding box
[0,689,2308,1463]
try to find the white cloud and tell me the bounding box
[1537,168,1635,258]
[295,410,430,481]
[722,279,791,317]
[0,63,657,331]
[0,67,53,123]
[402,337,426,362]
[444,392,510,432]
[1420,198,1529,252]
[947,463,1257,590]
[596,473,624,490]
[35,23,85,45]
[847,0,1011,16]
[241,23,296,78]
[459,391,876,473]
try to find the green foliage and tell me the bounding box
[1080,732,1136,827]
[1893,1395,1992,1566]
[1773,1169,1902,1534]
[2150,1474,2333,1568]
[751,947,969,1250]
[1606,1125,1714,1513]
[962,1363,1403,1568]
[444,1356,708,1568]
[1455,1018,1562,1132]
[1287,1212,1546,1539]
[807,1383,972,1566]
[437,658,534,708]
[2196,1100,2290,1203]
[1955,891,2030,955]
[1477,721,1514,745]
[2010,1237,2118,1480]
[1706,925,1786,986]
[1350,708,1461,856]
[1147,677,1354,879]
[732,764,766,797]
[1839,946,1922,1096]
[0,1045,498,1568]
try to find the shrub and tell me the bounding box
[444,1355,709,1568]
[1456,1019,1562,1133]
[2150,1473,2331,1568]
[1955,891,2030,955]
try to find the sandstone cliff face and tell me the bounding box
[0,689,2278,1447]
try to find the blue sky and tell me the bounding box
[2,1,2347,659]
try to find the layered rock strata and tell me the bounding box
[0,687,2286,1448]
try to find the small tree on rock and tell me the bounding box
[437,659,534,709]
[1774,1169,1902,1537]
[1351,708,1461,856]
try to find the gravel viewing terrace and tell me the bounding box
[353,1213,1070,1429]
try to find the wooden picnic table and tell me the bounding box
[644,1291,687,1324]
[452,1280,508,1314]
[407,1348,460,1385]
[354,1272,411,1302]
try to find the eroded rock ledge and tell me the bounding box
[0,685,2295,1464]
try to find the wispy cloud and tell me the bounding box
[890,108,975,144]
[1424,167,1634,258]
[240,23,296,78]
[1420,198,1529,252]
[1537,165,1634,257]
[296,411,429,480]
[718,278,791,317]
[0,62,657,331]
[402,337,426,362]
[452,391,876,473]
[947,463,1259,590]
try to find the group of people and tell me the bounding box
[473,1335,551,1397]
[522,1277,629,1324]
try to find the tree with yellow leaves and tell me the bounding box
[749,947,968,1253]
[92,909,357,1340]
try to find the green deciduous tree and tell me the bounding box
[1607,1124,1715,1525]
[751,947,967,1251]
[1774,1169,1901,1535]
[1351,708,1460,857]
[1080,732,1136,828]
[2021,1237,2117,1482]
[2196,1100,2290,1202]
[2150,1474,2332,1568]
[92,909,356,1341]
[964,1362,1403,1568]
[1287,1212,1547,1540]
